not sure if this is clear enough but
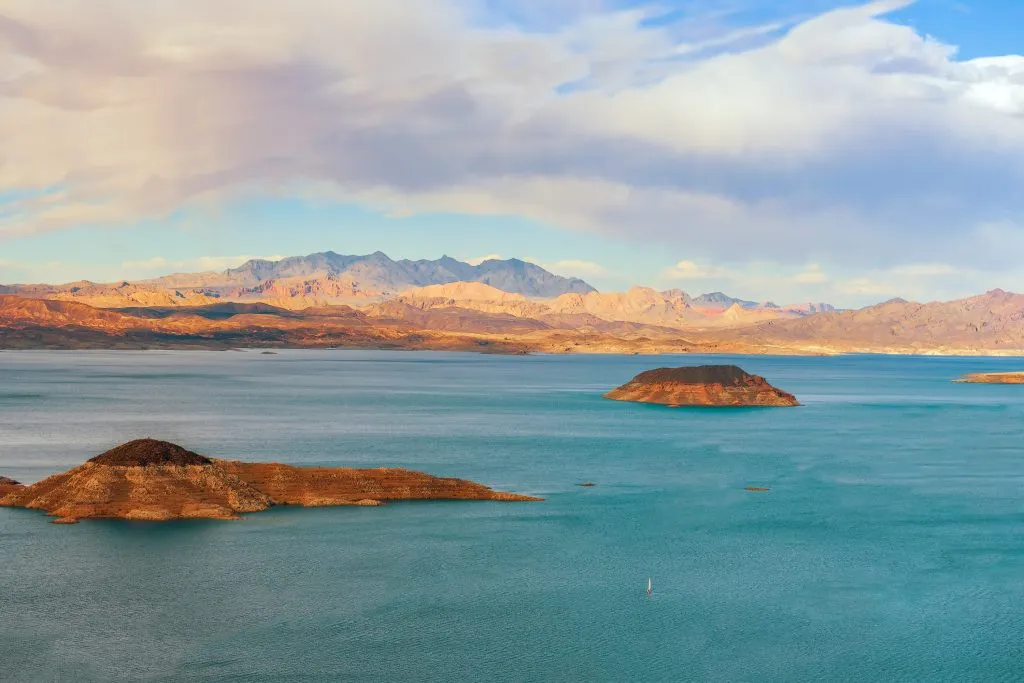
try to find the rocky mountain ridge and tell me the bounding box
[3,289,1024,356]
[0,251,835,330]
[2,252,595,308]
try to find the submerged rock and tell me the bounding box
[604,365,799,407]
[0,439,541,523]
[51,517,80,525]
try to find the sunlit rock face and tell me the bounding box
[0,440,541,524]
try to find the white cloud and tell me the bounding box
[465,253,503,265]
[791,264,829,284]
[663,260,734,280]
[0,0,1021,283]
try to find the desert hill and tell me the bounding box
[396,283,834,329]
[723,289,1024,354]
[604,365,800,407]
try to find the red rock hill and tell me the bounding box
[604,364,799,407]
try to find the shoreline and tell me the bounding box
[4,345,1024,358]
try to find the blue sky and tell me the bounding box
[0,0,1022,306]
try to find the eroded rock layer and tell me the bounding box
[0,439,540,523]
[0,461,272,521]
[604,364,799,407]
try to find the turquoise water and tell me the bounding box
[2,350,1024,682]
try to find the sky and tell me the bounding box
[0,0,1022,306]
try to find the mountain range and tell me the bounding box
[0,251,834,328]
[3,252,592,307]
[2,287,1023,356]
[5,250,1023,356]
[392,282,836,329]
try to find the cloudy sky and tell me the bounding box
[0,0,1022,306]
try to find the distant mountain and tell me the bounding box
[724,289,1024,353]
[397,283,835,329]
[688,291,836,314]
[691,291,759,309]
[3,251,596,309]
[212,251,595,298]
[1,252,838,323]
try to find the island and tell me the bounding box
[0,439,541,524]
[604,364,799,407]
[953,371,1024,384]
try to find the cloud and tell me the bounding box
[465,253,503,265]
[663,260,734,280]
[0,0,1021,282]
[791,264,829,284]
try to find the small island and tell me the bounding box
[604,364,799,407]
[0,439,540,524]
[953,372,1024,384]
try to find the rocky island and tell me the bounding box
[0,439,540,524]
[604,364,799,407]
[953,371,1024,384]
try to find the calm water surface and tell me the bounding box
[2,350,1023,682]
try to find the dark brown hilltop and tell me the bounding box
[604,365,799,407]
[0,439,541,524]
[89,439,213,466]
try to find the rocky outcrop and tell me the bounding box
[216,461,536,506]
[0,476,23,496]
[604,365,799,407]
[0,439,541,523]
[953,371,1024,384]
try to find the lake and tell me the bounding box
[2,350,1023,681]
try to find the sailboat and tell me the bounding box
[646,577,652,596]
